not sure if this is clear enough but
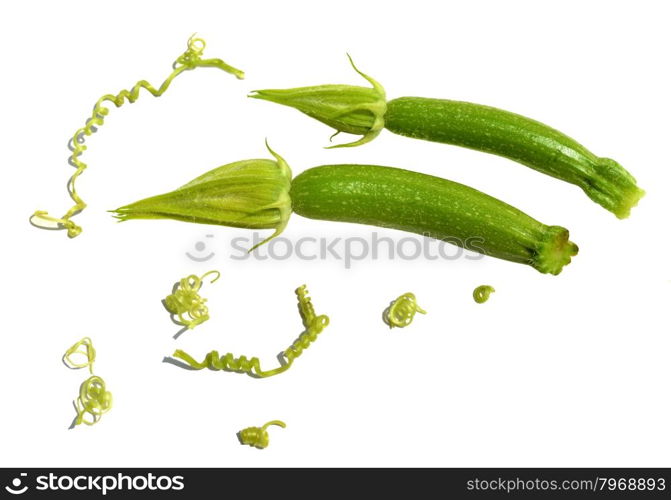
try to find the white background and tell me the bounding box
[0,0,669,467]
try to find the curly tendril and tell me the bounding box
[383,292,427,328]
[285,285,329,363]
[63,337,96,374]
[473,285,495,304]
[238,420,286,449]
[74,376,113,426]
[64,337,113,427]
[171,285,330,378]
[164,270,221,330]
[31,35,244,238]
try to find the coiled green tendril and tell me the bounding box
[64,338,113,426]
[172,285,329,377]
[164,270,220,330]
[473,285,495,304]
[31,35,244,238]
[383,293,426,328]
[238,420,286,449]
[63,336,96,374]
[74,375,113,426]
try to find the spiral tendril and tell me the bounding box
[74,375,113,426]
[164,270,220,330]
[238,420,286,449]
[64,337,112,427]
[31,35,244,237]
[63,337,96,374]
[383,292,426,328]
[171,285,330,378]
[473,285,495,304]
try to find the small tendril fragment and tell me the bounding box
[31,35,244,238]
[238,420,286,449]
[63,337,96,374]
[164,270,220,330]
[383,293,426,328]
[473,285,495,304]
[64,338,112,427]
[74,376,113,426]
[171,285,329,378]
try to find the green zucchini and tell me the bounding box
[250,57,644,219]
[384,97,642,219]
[112,146,578,275]
[291,164,578,275]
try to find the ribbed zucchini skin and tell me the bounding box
[385,97,643,218]
[290,164,578,274]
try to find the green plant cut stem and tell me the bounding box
[249,58,644,219]
[473,285,495,304]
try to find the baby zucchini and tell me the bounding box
[384,97,642,219]
[112,145,577,275]
[291,164,578,275]
[250,57,644,219]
